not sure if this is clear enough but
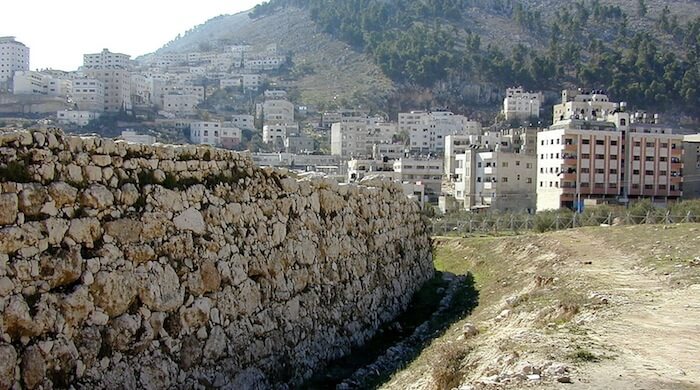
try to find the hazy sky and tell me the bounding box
[2,0,265,71]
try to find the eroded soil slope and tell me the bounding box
[384,224,700,390]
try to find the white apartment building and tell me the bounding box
[0,37,29,87]
[503,87,543,121]
[83,49,132,112]
[455,149,537,213]
[152,80,204,108]
[331,119,398,157]
[13,71,58,95]
[536,115,683,211]
[400,110,481,154]
[263,123,299,144]
[190,121,242,149]
[121,130,156,145]
[261,99,294,125]
[553,89,618,124]
[57,110,101,126]
[71,79,104,112]
[163,94,199,116]
[231,114,255,131]
[373,143,408,160]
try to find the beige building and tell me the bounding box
[0,36,29,87]
[190,121,242,149]
[263,123,299,144]
[260,99,294,125]
[231,114,255,131]
[455,149,537,213]
[537,114,683,211]
[83,49,132,112]
[162,94,199,116]
[12,71,70,97]
[682,134,700,199]
[331,119,398,158]
[71,79,104,112]
[553,89,618,124]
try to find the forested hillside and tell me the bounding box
[250,0,700,117]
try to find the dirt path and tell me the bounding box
[548,229,700,389]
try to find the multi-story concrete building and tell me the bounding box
[284,134,315,154]
[264,90,287,100]
[231,114,255,131]
[331,119,398,158]
[682,134,700,199]
[455,149,537,213]
[260,99,294,125]
[536,114,683,211]
[393,158,444,199]
[263,123,299,144]
[373,143,408,161]
[56,110,101,126]
[83,49,132,112]
[503,87,543,121]
[553,89,618,124]
[400,110,481,154]
[190,121,242,149]
[130,74,152,105]
[71,79,104,112]
[244,56,285,71]
[163,94,199,116]
[152,80,204,109]
[0,37,29,88]
[12,71,51,95]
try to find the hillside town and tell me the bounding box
[1,36,699,214]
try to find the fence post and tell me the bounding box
[665,210,671,225]
[572,212,577,228]
[555,215,560,230]
[510,216,515,232]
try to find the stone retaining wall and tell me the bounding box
[0,128,434,389]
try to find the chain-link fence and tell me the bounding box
[432,210,699,236]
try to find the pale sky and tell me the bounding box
[2,0,265,71]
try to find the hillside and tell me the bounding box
[383,224,700,389]
[154,9,393,111]
[154,0,700,119]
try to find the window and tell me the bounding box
[516,160,520,166]
[581,182,590,188]
[633,169,640,175]
[502,177,508,182]
[633,156,640,161]
[540,181,544,187]
[581,168,590,173]
[526,163,532,169]
[610,169,618,174]
[610,155,618,160]
[582,153,590,159]
[659,184,667,190]
[646,142,654,147]
[661,143,668,148]
[659,157,667,162]
[595,154,605,159]
[645,156,654,162]
[596,140,605,145]
[540,168,544,173]
[634,141,641,147]
[660,170,667,176]
[611,140,618,146]
[502,162,509,168]
[582,139,590,144]
[477,177,481,182]
[645,170,654,175]
[608,183,617,188]
[595,168,605,174]
[644,184,654,190]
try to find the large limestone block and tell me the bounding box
[138,263,183,312]
[150,186,183,212]
[48,182,78,207]
[0,193,18,225]
[18,183,48,217]
[39,247,83,289]
[67,218,102,246]
[173,207,205,235]
[44,218,69,245]
[0,344,16,390]
[104,219,143,244]
[20,345,46,390]
[59,286,94,336]
[141,212,171,240]
[80,184,114,209]
[180,297,212,332]
[3,295,42,339]
[90,271,137,317]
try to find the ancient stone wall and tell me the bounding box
[0,129,434,389]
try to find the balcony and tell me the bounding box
[563,143,577,152]
[483,181,496,190]
[484,167,496,175]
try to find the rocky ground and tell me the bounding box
[381,224,700,390]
